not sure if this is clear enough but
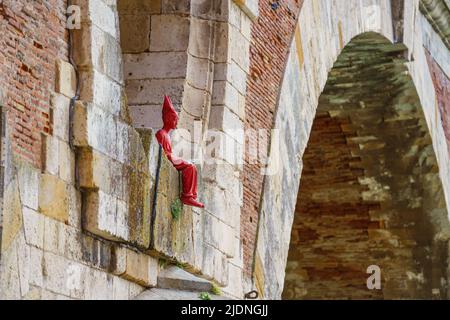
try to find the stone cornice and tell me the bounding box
[420,0,450,49]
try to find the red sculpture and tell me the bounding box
[156,96,205,209]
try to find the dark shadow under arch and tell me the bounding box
[283,32,450,300]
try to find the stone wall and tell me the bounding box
[254,0,450,299]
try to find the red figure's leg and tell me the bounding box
[180,164,204,208]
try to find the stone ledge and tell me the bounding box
[157,266,212,292]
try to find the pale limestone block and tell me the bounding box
[229,25,250,72]
[22,207,44,248]
[29,247,44,288]
[125,78,185,106]
[116,120,130,165]
[229,1,242,28]
[112,276,130,300]
[55,59,76,99]
[84,269,113,300]
[128,281,145,298]
[116,199,129,241]
[44,135,59,176]
[222,262,244,299]
[211,81,240,117]
[209,105,244,144]
[67,184,82,228]
[73,101,88,147]
[58,140,75,184]
[186,55,211,91]
[182,83,208,118]
[86,103,118,158]
[79,70,122,115]
[87,190,118,241]
[17,235,31,297]
[201,244,229,286]
[89,0,119,38]
[214,22,230,63]
[128,105,163,129]
[91,25,124,82]
[188,17,213,59]
[202,182,240,229]
[229,60,248,95]
[38,174,69,223]
[191,0,228,21]
[204,129,243,169]
[123,52,188,80]
[233,0,259,21]
[240,10,252,41]
[17,163,39,210]
[0,239,21,299]
[213,62,228,81]
[204,212,236,258]
[51,94,70,142]
[150,15,190,52]
[113,247,158,287]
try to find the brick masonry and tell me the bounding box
[0,0,69,167]
[426,52,450,158]
[242,0,304,277]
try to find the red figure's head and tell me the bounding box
[162,95,178,130]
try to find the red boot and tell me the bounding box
[181,196,205,208]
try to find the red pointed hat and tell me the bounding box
[162,95,178,120]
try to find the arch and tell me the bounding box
[283,32,449,299]
[253,0,450,299]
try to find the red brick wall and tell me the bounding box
[426,52,450,157]
[0,0,68,168]
[242,0,304,276]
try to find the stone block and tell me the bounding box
[58,140,75,184]
[83,190,121,241]
[90,25,124,82]
[55,59,76,99]
[186,55,211,91]
[209,105,244,144]
[229,25,250,72]
[188,17,213,59]
[43,135,59,176]
[222,262,244,299]
[204,212,236,258]
[229,60,248,95]
[128,105,163,129]
[214,22,230,63]
[125,78,185,106]
[119,14,150,53]
[80,70,122,115]
[233,0,259,21]
[202,244,229,286]
[38,174,69,223]
[23,207,44,248]
[157,266,212,292]
[182,83,208,118]
[88,0,118,38]
[123,52,188,80]
[50,94,70,142]
[150,15,190,52]
[113,247,158,287]
[117,0,161,14]
[211,81,242,119]
[162,0,191,14]
[17,162,39,210]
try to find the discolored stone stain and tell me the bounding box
[283,33,450,300]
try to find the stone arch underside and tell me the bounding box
[283,32,450,300]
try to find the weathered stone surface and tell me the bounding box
[124,52,188,80]
[135,288,228,300]
[157,266,212,292]
[117,0,162,14]
[38,174,69,224]
[55,59,76,99]
[119,15,150,53]
[150,15,190,52]
[113,247,158,287]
